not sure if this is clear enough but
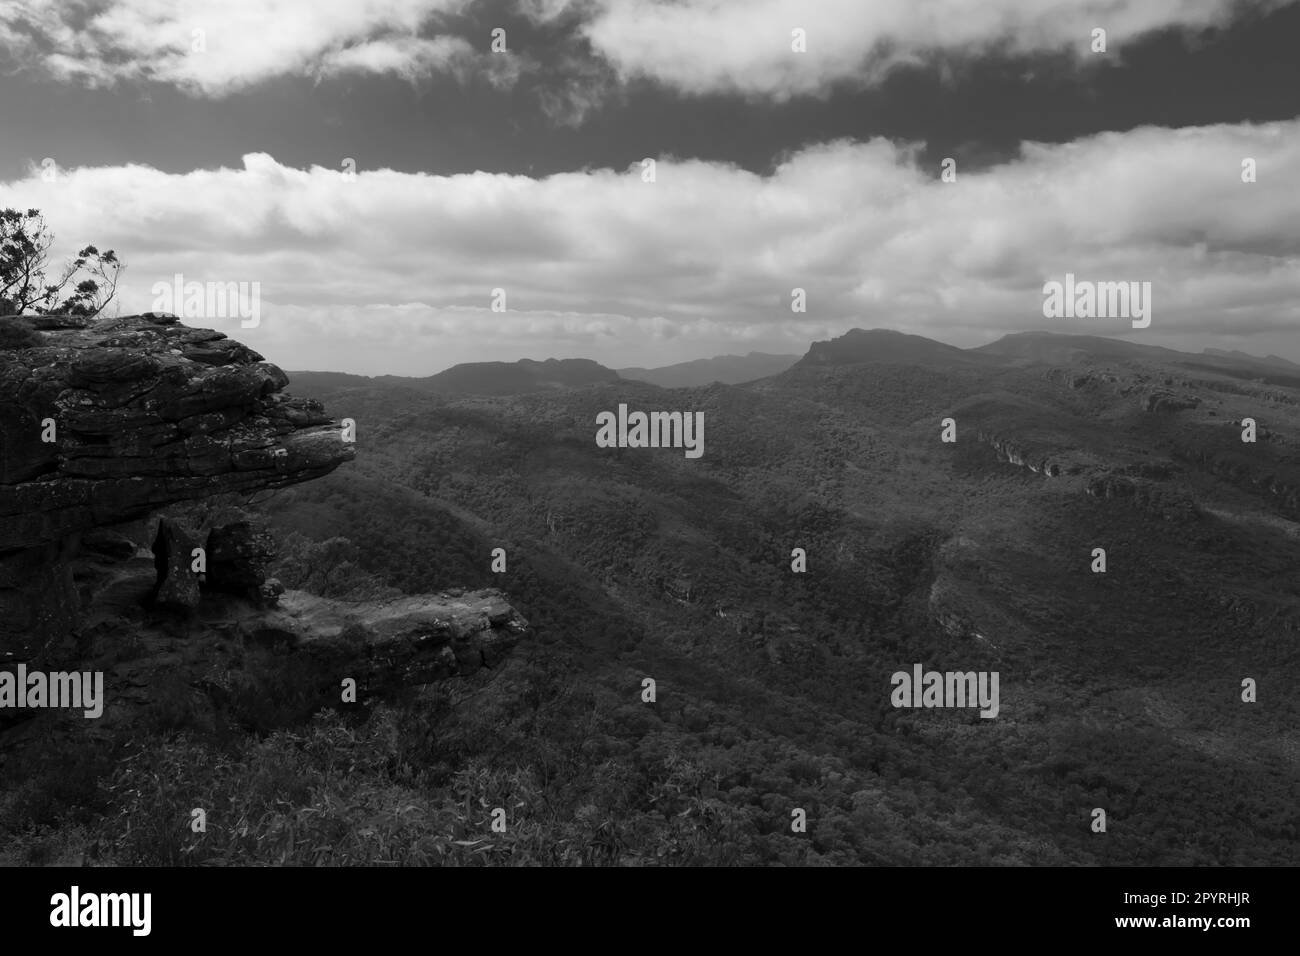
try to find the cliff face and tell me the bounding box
[977,428,1064,477]
[0,312,354,660]
[0,312,350,549]
[0,314,529,693]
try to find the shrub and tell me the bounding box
[0,317,44,349]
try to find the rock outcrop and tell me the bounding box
[1141,389,1200,414]
[1170,440,1300,520]
[0,312,351,658]
[257,589,529,693]
[152,515,204,610]
[1085,472,1200,521]
[977,429,1063,477]
[0,312,532,738]
[65,583,532,732]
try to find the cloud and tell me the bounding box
[316,35,473,83]
[0,0,515,95]
[535,52,621,127]
[1,120,1297,373]
[5,0,1292,104]
[577,0,1296,98]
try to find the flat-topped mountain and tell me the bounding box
[796,328,989,367]
[975,330,1175,363]
[422,357,620,395]
[289,357,620,397]
[980,330,1300,388]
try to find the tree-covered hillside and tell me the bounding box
[249,334,1300,865]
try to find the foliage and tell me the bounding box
[0,208,122,318]
[4,351,1299,866]
[0,316,45,349]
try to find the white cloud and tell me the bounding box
[578,0,1295,98]
[2,120,1297,373]
[317,35,471,83]
[0,0,501,95]
[3,0,1292,102]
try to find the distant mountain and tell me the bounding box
[270,321,1300,867]
[618,352,800,387]
[288,333,1300,398]
[420,358,619,395]
[796,328,988,367]
[978,331,1300,388]
[282,370,378,390]
[287,358,620,397]
[975,330,1178,364]
[1203,347,1300,371]
[268,322,1300,867]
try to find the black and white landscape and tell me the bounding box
[1,0,1298,871]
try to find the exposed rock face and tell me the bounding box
[63,583,529,730]
[14,576,532,732]
[1085,472,1199,521]
[0,312,350,549]
[1046,367,1123,391]
[152,516,203,610]
[977,429,1063,477]
[1142,390,1200,414]
[0,313,532,741]
[0,312,354,659]
[145,515,282,609]
[926,572,1000,647]
[1086,474,1141,499]
[259,589,529,693]
[1170,441,1300,520]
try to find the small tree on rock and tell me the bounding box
[0,208,123,318]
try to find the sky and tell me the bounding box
[0,0,1298,375]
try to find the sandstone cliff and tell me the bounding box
[0,313,529,720]
[0,311,354,659]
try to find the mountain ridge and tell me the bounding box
[270,317,1300,865]
[287,328,1300,387]
[618,351,801,387]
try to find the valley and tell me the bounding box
[252,328,1300,865]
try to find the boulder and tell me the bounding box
[152,516,202,610]
[273,589,530,693]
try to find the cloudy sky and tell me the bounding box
[1,0,1298,374]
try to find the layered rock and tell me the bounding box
[251,589,529,693]
[152,516,203,610]
[1085,472,1200,521]
[1141,389,1200,414]
[149,511,280,609]
[0,312,531,739]
[6,571,533,734]
[0,312,354,659]
[1170,440,1300,520]
[977,429,1064,477]
[62,583,532,731]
